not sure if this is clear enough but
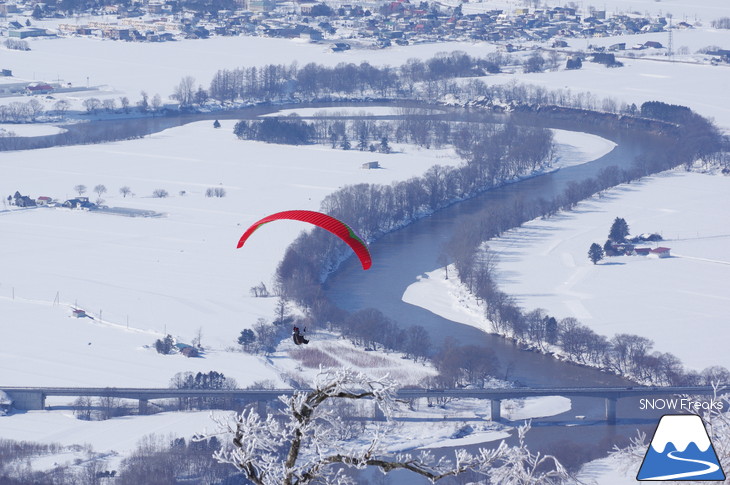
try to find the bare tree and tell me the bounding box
[274,297,291,325]
[94,184,107,198]
[119,186,131,198]
[102,98,116,113]
[152,189,169,198]
[138,91,149,112]
[174,76,196,108]
[198,368,572,485]
[74,184,87,196]
[119,96,130,113]
[73,396,93,420]
[27,98,44,121]
[82,98,102,114]
[151,93,162,113]
[54,99,70,118]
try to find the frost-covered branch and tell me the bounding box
[197,367,573,485]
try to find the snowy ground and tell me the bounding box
[454,0,730,23]
[0,123,66,136]
[0,118,607,368]
[3,12,730,130]
[0,118,597,473]
[2,2,729,477]
[403,171,730,371]
[577,454,641,484]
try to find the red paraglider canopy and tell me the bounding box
[237,210,372,270]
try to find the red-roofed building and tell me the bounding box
[649,247,671,258]
[25,83,54,95]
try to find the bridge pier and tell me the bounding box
[490,399,501,422]
[257,400,267,416]
[139,399,148,415]
[605,397,617,425]
[374,403,386,422]
[4,390,45,410]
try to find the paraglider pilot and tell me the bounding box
[292,326,309,345]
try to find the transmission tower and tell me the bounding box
[667,13,674,59]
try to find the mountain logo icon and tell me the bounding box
[637,414,725,481]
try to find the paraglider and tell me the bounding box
[236,210,372,270]
[292,326,309,345]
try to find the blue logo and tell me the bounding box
[637,414,725,481]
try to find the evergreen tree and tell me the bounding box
[588,243,604,265]
[544,316,558,345]
[155,334,175,354]
[340,135,351,150]
[379,136,391,153]
[238,329,256,350]
[357,132,368,151]
[608,217,629,242]
[603,239,613,254]
[213,119,221,128]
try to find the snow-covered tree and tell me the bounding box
[197,368,573,485]
[608,217,629,242]
[588,242,604,264]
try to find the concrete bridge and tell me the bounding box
[1,386,719,424]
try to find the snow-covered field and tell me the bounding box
[0,118,596,471]
[2,1,730,478]
[0,123,66,136]
[404,171,730,371]
[4,9,730,129]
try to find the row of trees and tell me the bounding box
[272,95,723,386]
[195,52,665,117]
[234,116,316,145]
[442,105,725,384]
[170,371,238,411]
[0,100,45,123]
[200,51,543,105]
[0,93,165,125]
[273,122,552,290]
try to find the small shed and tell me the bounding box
[37,196,52,206]
[72,309,87,318]
[181,347,200,358]
[175,342,200,358]
[362,161,381,169]
[634,248,651,256]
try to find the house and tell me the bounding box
[174,343,200,357]
[611,243,634,255]
[362,161,381,169]
[26,83,54,95]
[643,40,664,49]
[9,27,51,39]
[62,197,94,209]
[36,196,53,205]
[181,347,200,358]
[649,247,671,258]
[331,42,351,52]
[72,309,87,318]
